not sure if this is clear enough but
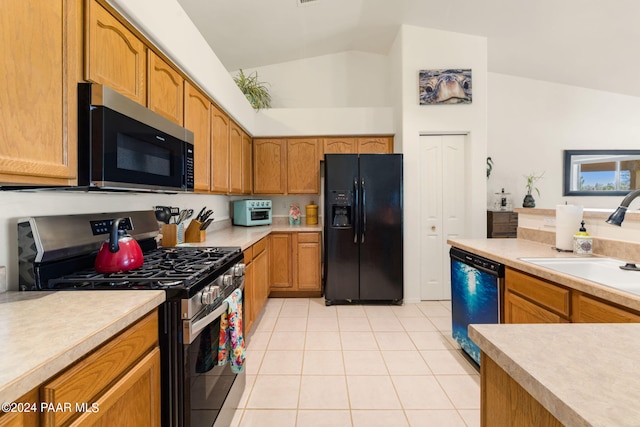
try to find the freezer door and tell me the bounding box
[358,154,403,301]
[324,154,360,301]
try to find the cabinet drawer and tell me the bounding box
[573,293,640,323]
[41,311,158,426]
[492,224,517,234]
[243,246,254,264]
[297,232,319,243]
[505,268,570,317]
[253,237,267,255]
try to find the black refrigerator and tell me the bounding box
[324,154,403,305]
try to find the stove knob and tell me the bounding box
[201,290,214,305]
[233,263,246,276]
[211,285,221,299]
[222,274,233,287]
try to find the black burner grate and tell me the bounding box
[48,246,241,290]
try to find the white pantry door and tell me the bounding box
[419,134,467,300]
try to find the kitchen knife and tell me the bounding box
[195,206,207,221]
[201,210,214,222]
[200,218,213,230]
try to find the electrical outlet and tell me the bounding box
[543,217,556,227]
[0,266,6,292]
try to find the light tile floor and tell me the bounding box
[230,298,480,427]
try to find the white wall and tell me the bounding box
[487,73,640,210]
[242,51,391,108]
[398,25,488,303]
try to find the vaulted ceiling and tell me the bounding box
[177,0,640,98]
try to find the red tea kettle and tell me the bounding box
[95,218,144,273]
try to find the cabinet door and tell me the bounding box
[357,137,393,154]
[184,82,211,192]
[295,233,321,291]
[0,388,38,427]
[287,139,320,194]
[0,0,79,185]
[253,139,286,194]
[573,293,640,323]
[148,51,184,125]
[228,122,243,194]
[253,243,269,318]
[323,138,357,155]
[71,348,161,427]
[504,290,569,324]
[270,234,292,289]
[86,0,146,105]
[244,258,254,334]
[210,104,229,193]
[241,131,253,194]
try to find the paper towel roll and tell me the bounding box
[555,205,583,251]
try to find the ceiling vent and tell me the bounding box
[297,0,319,6]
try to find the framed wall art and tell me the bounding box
[419,69,472,105]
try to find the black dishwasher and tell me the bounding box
[450,247,505,365]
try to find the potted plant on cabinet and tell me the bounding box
[233,69,272,110]
[523,171,544,207]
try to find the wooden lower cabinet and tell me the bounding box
[243,240,269,334]
[504,291,569,324]
[481,355,563,427]
[572,292,640,323]
[0,389,39,427]
[504,268,570,323]
[0,311,160,427]
[270,232,322,297]
[269,234,292,289]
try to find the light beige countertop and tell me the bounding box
[184,223,323,251]
[470,323,640,427]
[447,238,640,312]
[0,290,165,403]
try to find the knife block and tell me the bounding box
[185,220,206,243]
[161,224,178,247]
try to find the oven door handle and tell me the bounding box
[183,282,244,345]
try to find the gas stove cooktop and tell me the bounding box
[47,246,242,290]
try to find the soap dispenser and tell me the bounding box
[574,221,593,255]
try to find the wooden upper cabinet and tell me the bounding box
[86,0,146,105]
[0,0,80,185]
[241,131,253,194]
[287,138,320,194]
[228,122,243,194]
[253,139,286,194]
[148,51,184,125]
[184,82,211,192]
[357,136,393,154]
[210,104,229,193]
[323,138,357,155]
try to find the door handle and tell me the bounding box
[361,177,366,243]
[353,177,359,244]
[431,225,436,232]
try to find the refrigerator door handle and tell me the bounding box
[353,177,359,244]
[361,177,366,243]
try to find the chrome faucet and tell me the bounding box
[606,189,640,226]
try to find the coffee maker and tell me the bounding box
[329,190,352,227]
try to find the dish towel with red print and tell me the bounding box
[218,288,245,373]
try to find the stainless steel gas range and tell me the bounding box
[18,210,245,427]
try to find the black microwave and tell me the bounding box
[78,83,194,193]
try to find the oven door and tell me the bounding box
[183,293,246,427]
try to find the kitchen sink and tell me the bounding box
[518,257,640,296]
